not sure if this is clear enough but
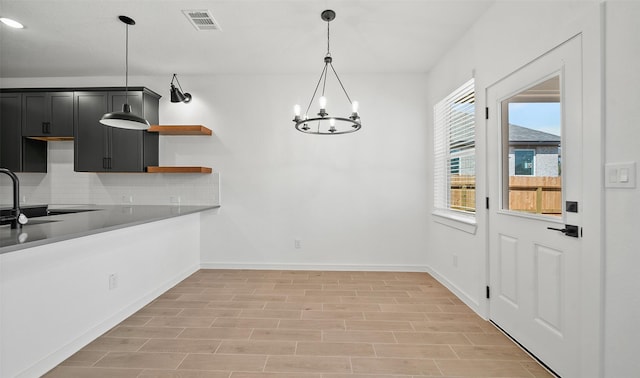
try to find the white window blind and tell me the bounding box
[434,78,476,213]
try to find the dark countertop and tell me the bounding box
[0,204,219,254]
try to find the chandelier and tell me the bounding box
[293,10,361,135]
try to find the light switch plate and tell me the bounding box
[605,162,636,188]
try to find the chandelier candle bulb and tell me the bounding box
[294,104,301,121]
[319,96,327,115]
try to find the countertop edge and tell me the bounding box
[0,205,219,255]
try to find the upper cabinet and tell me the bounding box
[22,92,74,139]
[0,92,47,172]
[1,87,161,173]
[74,88,160,172]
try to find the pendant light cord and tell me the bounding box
[125,22,129,103]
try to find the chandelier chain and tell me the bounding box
[326,21,330,55]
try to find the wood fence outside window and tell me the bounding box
[450,175,562,214]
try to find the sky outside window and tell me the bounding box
[508,102,561,136]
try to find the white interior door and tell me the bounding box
[487,36,582,377]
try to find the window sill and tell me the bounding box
[432,209,477,235]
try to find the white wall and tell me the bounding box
[196,73,431,270]
[603,1,640,376]
[0,213,202,378]
[425,0,605,376]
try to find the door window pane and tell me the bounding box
[501,76,562,216]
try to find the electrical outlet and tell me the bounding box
[108,273,118,290]
[122,195,133,203]
[170,196,181,204]
[294,239,302,249]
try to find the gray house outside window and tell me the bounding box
[508,124,561,177]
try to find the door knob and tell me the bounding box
[547,224,580,238]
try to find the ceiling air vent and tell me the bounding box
[182,9,221,31]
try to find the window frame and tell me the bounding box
[433,78,477,227]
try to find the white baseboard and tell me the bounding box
[21,263,200,378]
[424,266,485,319]
[200,262,429,272]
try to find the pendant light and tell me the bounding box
[292,10,361,135]
[100,15,150,130]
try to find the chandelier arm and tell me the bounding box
[329,63,353,104]
[321,62,329,97]
[305,63,329,117]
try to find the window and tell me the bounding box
[514,150,535,176]
[434,78,475,214]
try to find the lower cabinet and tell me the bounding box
[74,89,159,172]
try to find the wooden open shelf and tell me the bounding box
[148,125,212,135]
[146,125,212,173]
[147,166,212,174]
[26,136,74,142]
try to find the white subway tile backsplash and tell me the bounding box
[1,142,219,206]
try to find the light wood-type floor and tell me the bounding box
[44,270,553,377]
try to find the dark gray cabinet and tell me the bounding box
[0,93,47,172]
[74,89,159,172]
[22,92,74,137]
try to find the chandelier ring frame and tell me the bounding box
[294,116,361,135]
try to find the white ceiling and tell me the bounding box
[0,0,494,78]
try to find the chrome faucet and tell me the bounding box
[0,168,28,229]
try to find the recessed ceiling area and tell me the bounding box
[0,0,494,78]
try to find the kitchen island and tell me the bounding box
[0,204,218,378]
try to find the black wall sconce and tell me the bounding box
[170,74,192,103]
